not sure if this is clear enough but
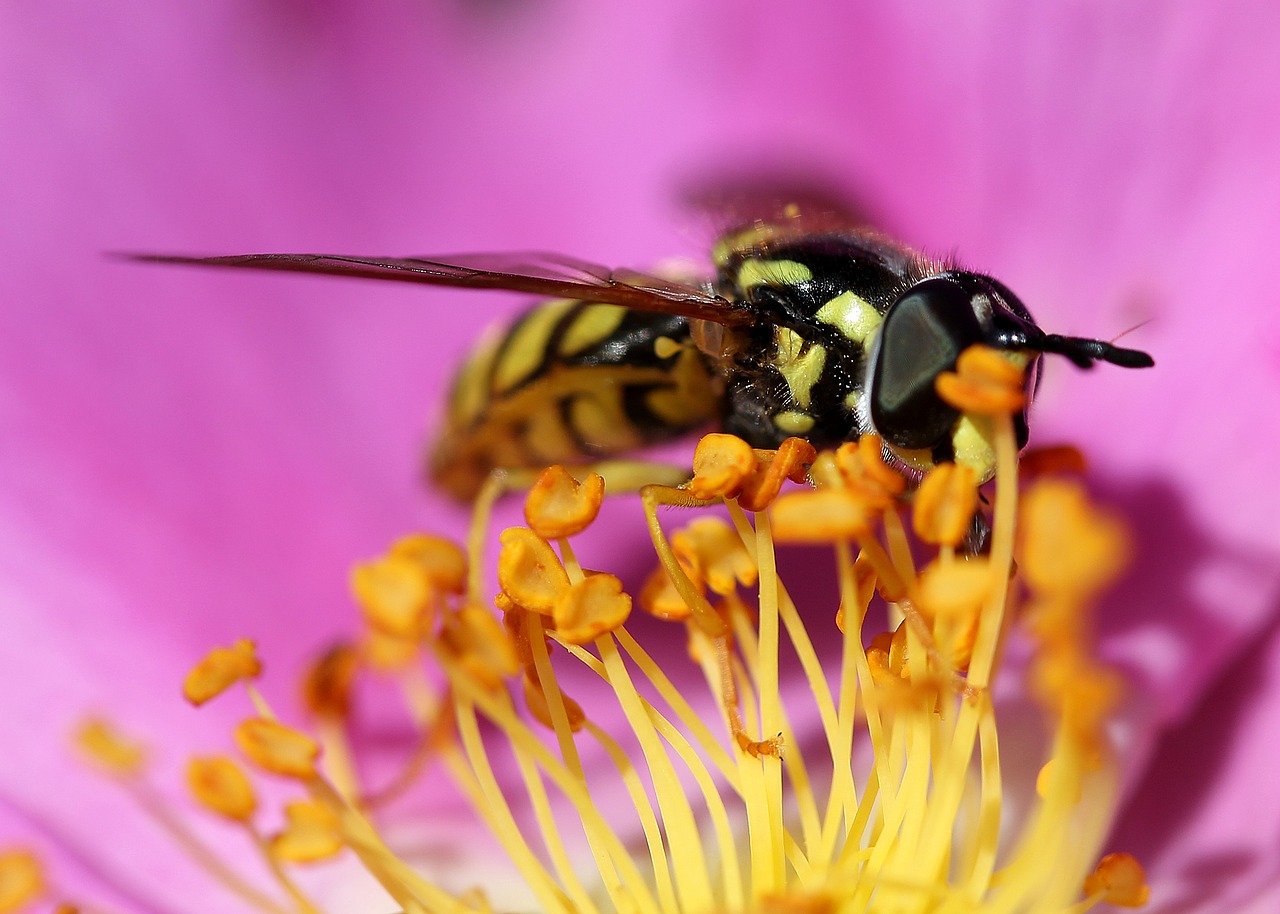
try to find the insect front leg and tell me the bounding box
[640,483,782,759]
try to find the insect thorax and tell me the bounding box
[710,232,930,452]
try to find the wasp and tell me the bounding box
[140,212,1153,500]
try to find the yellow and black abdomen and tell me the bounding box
[430,300,721,499]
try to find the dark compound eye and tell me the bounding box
[869,278,984,450]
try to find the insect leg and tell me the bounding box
[640,483,781,758]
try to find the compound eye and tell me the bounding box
[870,278,983,450]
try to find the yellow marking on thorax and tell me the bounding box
[815,291,883,348]
[774,327,827,410]
[491,298,578,393]
[736,258,814,290]
[953,415,998,483]
[774,410,815,434]
[557,304,628,358]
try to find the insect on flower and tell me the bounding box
[134,206,1153,503]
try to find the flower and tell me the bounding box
[36,420,1155,913]
[2,2,1279,911]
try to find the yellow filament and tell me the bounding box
[596,634,715,912]
[246,824,325,914]
[562,639,745,910]
[451,695,577,914]
[525,615,629,910]
[447,664,663,914]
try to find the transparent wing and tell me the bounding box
[130,250,755,327]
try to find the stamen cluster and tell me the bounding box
[16,345,1151,914]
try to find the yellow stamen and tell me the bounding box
[300,642,359,718]
[351,553,434,640]
[390,532,468,595]
[73,717,148,777]
[672,517,758,596]
[187,756,258,822]
[234,718,320,780]
[936,345,1030,415]
[360,627,421,671]
[552,573,632,644]
[0,849,44,914]
[439,602,521,690]
[737,437,817,511]
[835,434,906,504]
[497,527,570,614]
[524,465,606,539]
[637,558,702,621]
[1084,853,1151,907]
[270,800,344,864]
[1021,479,1131,599]
[913,461,978,546]
[182,639,261,706]
[689,433,757,500]
[60,414,1152,914]
[771,489,872,542]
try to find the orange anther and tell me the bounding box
[552,573,633,644]
[1020,479,1130,598]
[960,345,1025,385]
[776,437,818,483]
[935,345,1028,415]
[270,800,344,863]
[771,490,871,543]
[352,553,434,640]
[1018,444,1088,478]
[690,433,757,500]
[440,603,521,690]
[497,527,570,614]
[738,438,817,511]
[234,718,320,780]
[301,643,359,718]
[74,718,148,777]
[390,533,467,595]
[1084,853,1150,908]
[672,517,757,596]
[1030,649,1122,740]
[524,466,605,539]
[359,628,419,672]
[836,553,878,633]
[916,559,992,670]
[637,559,702,622]
[865,631,895,685]
[836,435,907,499]
[915,559,994,623]
[523,674,586,732]
[183,639,261,706]
[187,756,257,822]
[913,462,979,546]
[0,849,44,913]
